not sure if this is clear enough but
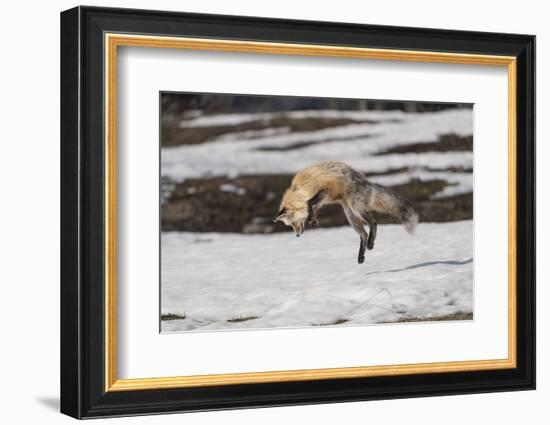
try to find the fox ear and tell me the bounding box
[273,208,287,223]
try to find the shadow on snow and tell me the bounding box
[366,257,473,276]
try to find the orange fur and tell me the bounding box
[274,160,418,251]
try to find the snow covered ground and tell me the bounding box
[161,220,473,333]
[160,107,474,332]
[162,109,473,198]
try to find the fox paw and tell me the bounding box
[358,255,365,264]
[367,241,374,250]
[308,218,319,227]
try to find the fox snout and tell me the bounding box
[291,220,306,237]
[273,208,307,237]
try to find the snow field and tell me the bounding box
[161,221,473,332]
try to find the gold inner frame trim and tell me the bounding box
[104,33,518,392]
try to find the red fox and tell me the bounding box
[273,160,418,264]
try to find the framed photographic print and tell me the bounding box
[60,6,535,419]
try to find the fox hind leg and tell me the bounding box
[363,212,377,250]
[343,206,368,264]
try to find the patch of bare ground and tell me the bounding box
[375,134,472,155]
[256,134,473,154]
[161,313,186,321]
[312,318,350,326]
[386,312,473,323]
[161,116,382,147]
[227,315,259,323]
[161,170,472,233]
[255,134,379,152]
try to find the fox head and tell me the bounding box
[273,188,310,237]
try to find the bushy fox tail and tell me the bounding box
[402,207,419,234]
[369,183,419,234]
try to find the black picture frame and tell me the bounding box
[60,5,535,419]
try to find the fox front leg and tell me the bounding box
[307,189,327,227]
[307,203,318,227]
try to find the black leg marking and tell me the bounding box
[358,239,366,264]
[367,229,375,250]
[363,212,377,250]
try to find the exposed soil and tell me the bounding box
[391,312,473,323]
[313,318,351,326]
[160,313,472,324]
[161,116,378,147]
[375,134,473,155]
[425,166,473,173]
[161,171,472,233]
[255,134,379,152]
[160,313,186,321]
[226,316,260,323]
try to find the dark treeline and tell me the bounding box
[161,92,470,117]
